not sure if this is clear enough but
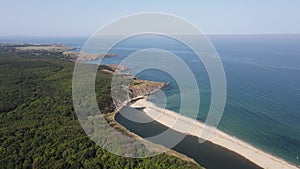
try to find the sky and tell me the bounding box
[0,0,300,37]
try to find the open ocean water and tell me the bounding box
[99,34,300,166]
[4,34,300,166]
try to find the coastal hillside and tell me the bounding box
[0,45,203,169]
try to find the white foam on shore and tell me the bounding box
[130,99,299,169]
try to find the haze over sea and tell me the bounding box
[3,34,300,166]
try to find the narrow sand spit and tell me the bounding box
[130,99,299,169]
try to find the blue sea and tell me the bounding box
[3,34,300,166]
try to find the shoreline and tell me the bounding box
[104,96,202,167]
[108,111,201,166]
[130,98,299,169]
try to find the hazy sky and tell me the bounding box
[0,0,300,37]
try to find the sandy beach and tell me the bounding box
[130,99,299,169]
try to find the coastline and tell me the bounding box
[106,110,201,166]
[101,96,202,167]
[26,42,296,168]
[130,98,299,169]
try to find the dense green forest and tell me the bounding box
[0,46,202,169]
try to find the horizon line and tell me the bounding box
[1,33,300,39]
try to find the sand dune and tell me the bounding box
[130,99,299,169]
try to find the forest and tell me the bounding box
[0,45,202,169]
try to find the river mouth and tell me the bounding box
[115,106,262,169]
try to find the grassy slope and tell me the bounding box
[0,49,202,169]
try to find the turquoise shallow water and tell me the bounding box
[5,35,300,166]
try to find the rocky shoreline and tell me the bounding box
[63,51,117,61]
